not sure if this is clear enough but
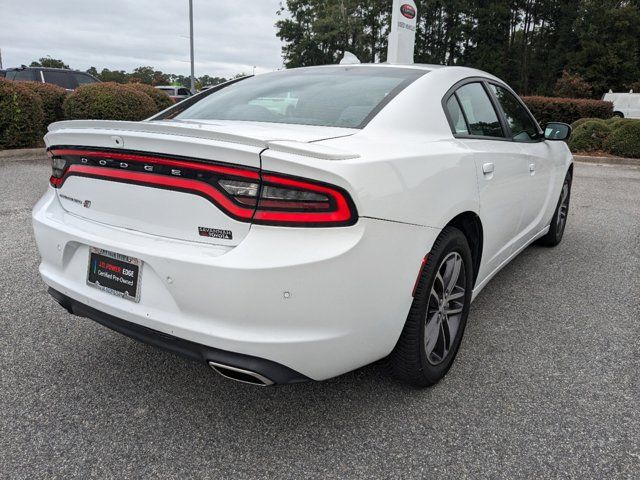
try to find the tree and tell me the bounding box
[128,66,170,86]
[99,68,130,83]
[86,66,100,78]
[553,70,593,98]
[463,0,512,80]
[30,57,69,69]
[276,0,391,67]
[276,0,640,98]
[625,81,640,92]
[566,0,640,96]
[198,75,227,87]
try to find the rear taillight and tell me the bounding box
[253,173,355,226]
[48,148,357,227]
[49,150,66,187]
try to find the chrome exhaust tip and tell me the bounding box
[208,361,274,387]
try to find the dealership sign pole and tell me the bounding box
[189,0,196,94]
[387,0,417,64]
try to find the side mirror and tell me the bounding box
[544,122,572,141]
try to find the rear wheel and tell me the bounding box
[536,172,572,247]
[388,227,473,387]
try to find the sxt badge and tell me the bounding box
[198,227,233,240]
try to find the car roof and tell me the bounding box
[7,66,88,73]
[281,63,498,81]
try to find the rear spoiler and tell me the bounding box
[46,120,360,161]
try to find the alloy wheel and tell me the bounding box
[425,252,467,365]
[557,181,570,234]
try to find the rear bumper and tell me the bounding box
[33,187,440,381]
[48,288,309,385]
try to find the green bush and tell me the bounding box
[127,83,174,112]
[19,81,67,132]
[63,82,157,121]
[568,120,612,153]
[522,96,613,125]
[572,117,602,129]
[605,117,637,130]
[0,79,44,149]
[606,122,640,158]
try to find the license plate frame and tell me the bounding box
[86,247,142,303]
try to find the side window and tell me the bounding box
[445,95,469,134]
[454,83,504,138]
[490,84,539,142]
[42,71,75,89]
[178,88,191,96]
[6,69,36,81]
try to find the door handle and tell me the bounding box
[529,163,536,173]
[482,162,494,174]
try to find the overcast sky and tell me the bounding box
[0,0,284,78]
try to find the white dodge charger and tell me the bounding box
[33,64,573,387]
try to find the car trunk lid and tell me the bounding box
[46,120,357,247]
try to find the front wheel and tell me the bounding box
[536,171,572,247]
[388,227,473,387]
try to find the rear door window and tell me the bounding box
[42,71,76,89]
[445,95,469,135]
[454,83,504,138]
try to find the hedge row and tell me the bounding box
[522,96,613,125]
[0,81,44,149]
[0,80,173,150]
[63,83,158,121]
[569,117,640,158]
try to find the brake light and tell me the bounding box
[48,148,357,227]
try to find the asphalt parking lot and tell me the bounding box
[0,159,638,479]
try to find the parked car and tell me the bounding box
[0,70,6,78]
[33,64,573,387]
[5,66,99,90]
[154,85,192,102]
[602,90,640,118]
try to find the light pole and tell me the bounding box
[189,0,195,94]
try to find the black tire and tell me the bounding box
[388,227,473,387]
[536,171,572,247]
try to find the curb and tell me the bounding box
[0,148,47,162]
[573,155,640,167]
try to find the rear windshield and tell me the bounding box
[174,67,426,129]
[74,72,99,85]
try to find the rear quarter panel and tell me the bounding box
[263,135,480,229]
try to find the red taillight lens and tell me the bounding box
[49,151,67,187]
[253,173,355,226]
[47,148,358,227]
